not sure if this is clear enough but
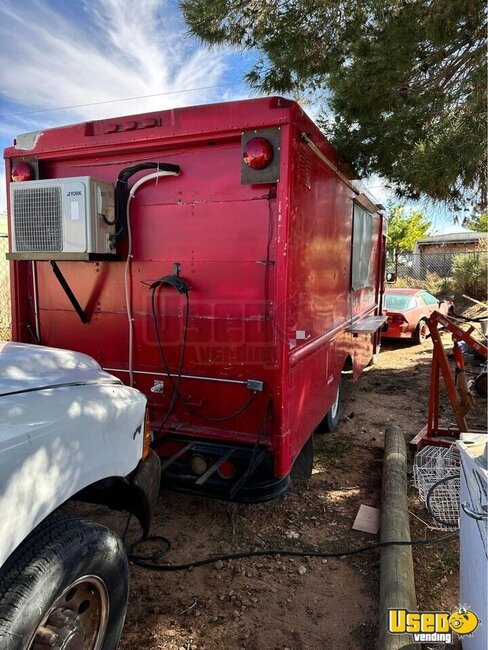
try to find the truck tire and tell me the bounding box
[316,379,342,433]
[0,516,129,650]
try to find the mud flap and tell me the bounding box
[291,435,314,480]
[74,450,161,539]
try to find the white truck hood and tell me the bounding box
[0,343,146,569]
[0,342,121,395]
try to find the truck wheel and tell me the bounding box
[316,379,342,433]
[413,319,428,345]
[0,516,129,650]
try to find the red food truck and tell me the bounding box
[4,97,387,501]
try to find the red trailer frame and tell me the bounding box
[4,97,387,501]
[410,310,488,450]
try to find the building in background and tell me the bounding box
[412,231,488,278]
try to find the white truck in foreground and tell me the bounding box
[0,342,160,650]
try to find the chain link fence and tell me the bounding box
[387,250,488,300]
[0,234,11,341]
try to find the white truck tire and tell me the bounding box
[0,516,129,650]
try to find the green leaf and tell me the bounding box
[181,0,487,209]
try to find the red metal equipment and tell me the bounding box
[4,97,387,501]
[411,310,488,450]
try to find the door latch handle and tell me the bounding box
[461,501,488,521]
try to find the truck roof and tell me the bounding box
[4,96,342,171]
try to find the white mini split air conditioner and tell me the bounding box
[9,176,116,260]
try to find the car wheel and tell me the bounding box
[413,319,428,345]
[0,516,129,650]
[316,379,342,433]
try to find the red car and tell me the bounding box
[381,288,454,344]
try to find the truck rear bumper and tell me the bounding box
[157,435,290,503]
[162,472,290,503]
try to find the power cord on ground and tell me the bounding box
[122,514,458,573]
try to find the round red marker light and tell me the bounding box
[218,460,235,479]
[243,137,273,170]
[11,161,34,182]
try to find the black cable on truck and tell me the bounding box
[182,391,257,423]
[114,162,181,238]
[149,275,190,438]
[148,279,258,443]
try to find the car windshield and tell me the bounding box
[384,294,417,310]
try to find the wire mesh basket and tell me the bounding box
[413,445,460,528]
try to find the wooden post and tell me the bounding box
[378,424,419,650]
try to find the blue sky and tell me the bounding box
[0,0,462,233]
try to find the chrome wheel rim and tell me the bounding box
[30,575,109,650]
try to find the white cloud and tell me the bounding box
[0,0,232,121]
[0,0,244,216]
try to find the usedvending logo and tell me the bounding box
[388,607,480,644]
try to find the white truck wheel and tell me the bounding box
[0,516,129,650]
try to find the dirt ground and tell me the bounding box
[68,327,487,650]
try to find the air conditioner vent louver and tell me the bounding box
[13,186,63,252]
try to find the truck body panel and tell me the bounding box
[4,97,386,499]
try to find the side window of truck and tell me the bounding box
[351,202,374,290]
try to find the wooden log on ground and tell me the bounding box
[378,424,419,650]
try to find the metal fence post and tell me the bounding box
[0,234,11,340]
